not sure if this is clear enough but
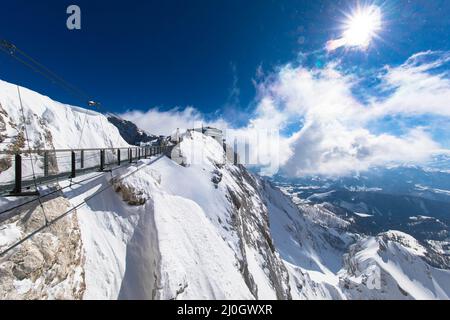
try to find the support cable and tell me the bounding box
[0,40,90,104]
[0,40,103,189]
[16,86,49,225]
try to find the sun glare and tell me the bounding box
[342,5,382,49]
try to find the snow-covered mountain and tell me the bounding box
[340,231,450,299]
[272,166,450,271]
[1,79,449,300]
[106,114,158,146]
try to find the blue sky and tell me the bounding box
[1,0,449,176]
[0,1,449,116]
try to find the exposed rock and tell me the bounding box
[226,165,292,300]
[0,103,7,143]
[211,168,223,188]
[0,196,86,300]
[107,115,157,146]
[113,175,154,206]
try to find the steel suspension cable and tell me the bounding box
[0,40,100,153]
[16,86,49,224]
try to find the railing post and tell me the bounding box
[12,154,22,194]
[138,148,141,160]
[80,150,84,169]
[44,151,49,177]
[70,151,76,178]
[117,149,121,166]
[129,148,133,163]
[100,149,105,171]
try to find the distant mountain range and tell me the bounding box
[272,164,450,269]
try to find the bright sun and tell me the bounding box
[342,5,382,49]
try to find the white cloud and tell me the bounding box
[120,106,229,136]
[283,123,439,176]
[118,51,450,177]
[369,51,450,118]
[245,51,450,176]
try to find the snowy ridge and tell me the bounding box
[0,79,128,150]
[0,79,129,183]
[102,131,291,299]
[340,231,450,299]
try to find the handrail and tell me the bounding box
[0,146,134,155]
[0,145,174,196]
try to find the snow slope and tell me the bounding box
[0,79,128,184]
[99,131,291,299]
[16,130,290,300]
[340,231,450,299]
[263,181,351,299]
[0,79,127,150]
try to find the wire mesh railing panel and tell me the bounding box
[0,154,15,186]
[105,149,117,167]
[53,151,72,175]
[122,148,130,162]
[81,150,100,170]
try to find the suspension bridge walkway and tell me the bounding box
[0,145,173,196]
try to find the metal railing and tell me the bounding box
[0,145,173,196]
